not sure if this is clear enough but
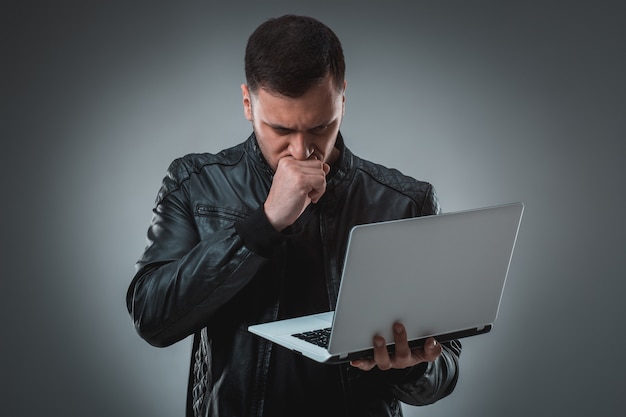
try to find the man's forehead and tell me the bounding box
[252,91,340,117]
[259,109,336,131]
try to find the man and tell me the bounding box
[127,15,461,417]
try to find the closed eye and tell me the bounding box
[272,126,293,136]
[310,124,329,134]
[268,123,330,136]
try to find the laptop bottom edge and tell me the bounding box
[314,324,493,365]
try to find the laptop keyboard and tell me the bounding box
[292,327,331,348]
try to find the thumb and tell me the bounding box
[424,338,442,361]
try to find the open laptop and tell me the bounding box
[248,202,524,364]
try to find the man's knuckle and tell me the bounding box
[378,362,392,371]
[394,353,411,368]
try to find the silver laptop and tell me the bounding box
[248,202,524,364]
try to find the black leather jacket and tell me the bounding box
[126,133,461,416]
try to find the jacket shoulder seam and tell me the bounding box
[156,148,245,205]
[352,159,433,202]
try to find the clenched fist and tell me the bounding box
[264,156,331,231]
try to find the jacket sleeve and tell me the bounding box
[421,182,441,216]
[389,340,462,405]
[125,159,283,348]
[347,324,461,406]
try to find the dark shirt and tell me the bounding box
[263,209,345,416]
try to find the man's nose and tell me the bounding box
[289,133,314,160]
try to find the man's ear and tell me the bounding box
[241,84,253,121]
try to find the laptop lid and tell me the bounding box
[327,202,524,356]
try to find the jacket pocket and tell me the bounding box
[195,204,248,221]
[194,204,249,241]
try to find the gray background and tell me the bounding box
[3,1,624,416]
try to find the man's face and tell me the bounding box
[241,75,346,171]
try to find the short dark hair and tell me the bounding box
[245,15,345,97]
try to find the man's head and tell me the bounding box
[242,15,347,171]
[244,15,345,97]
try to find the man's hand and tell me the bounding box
[350,323,442,371]
[264,156,330,231]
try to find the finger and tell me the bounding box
[285,161,327,184]
[410,338,441,364]
[309,181,327,203]
[349,358,376,371]
[308,165,329,203]
[372,335,392,371]
[422,337,442,362]
[277,156,323,171]
[277,159,326,191]
[391,323,413,368]
[301,158,329,173]
[301,158,330,175]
